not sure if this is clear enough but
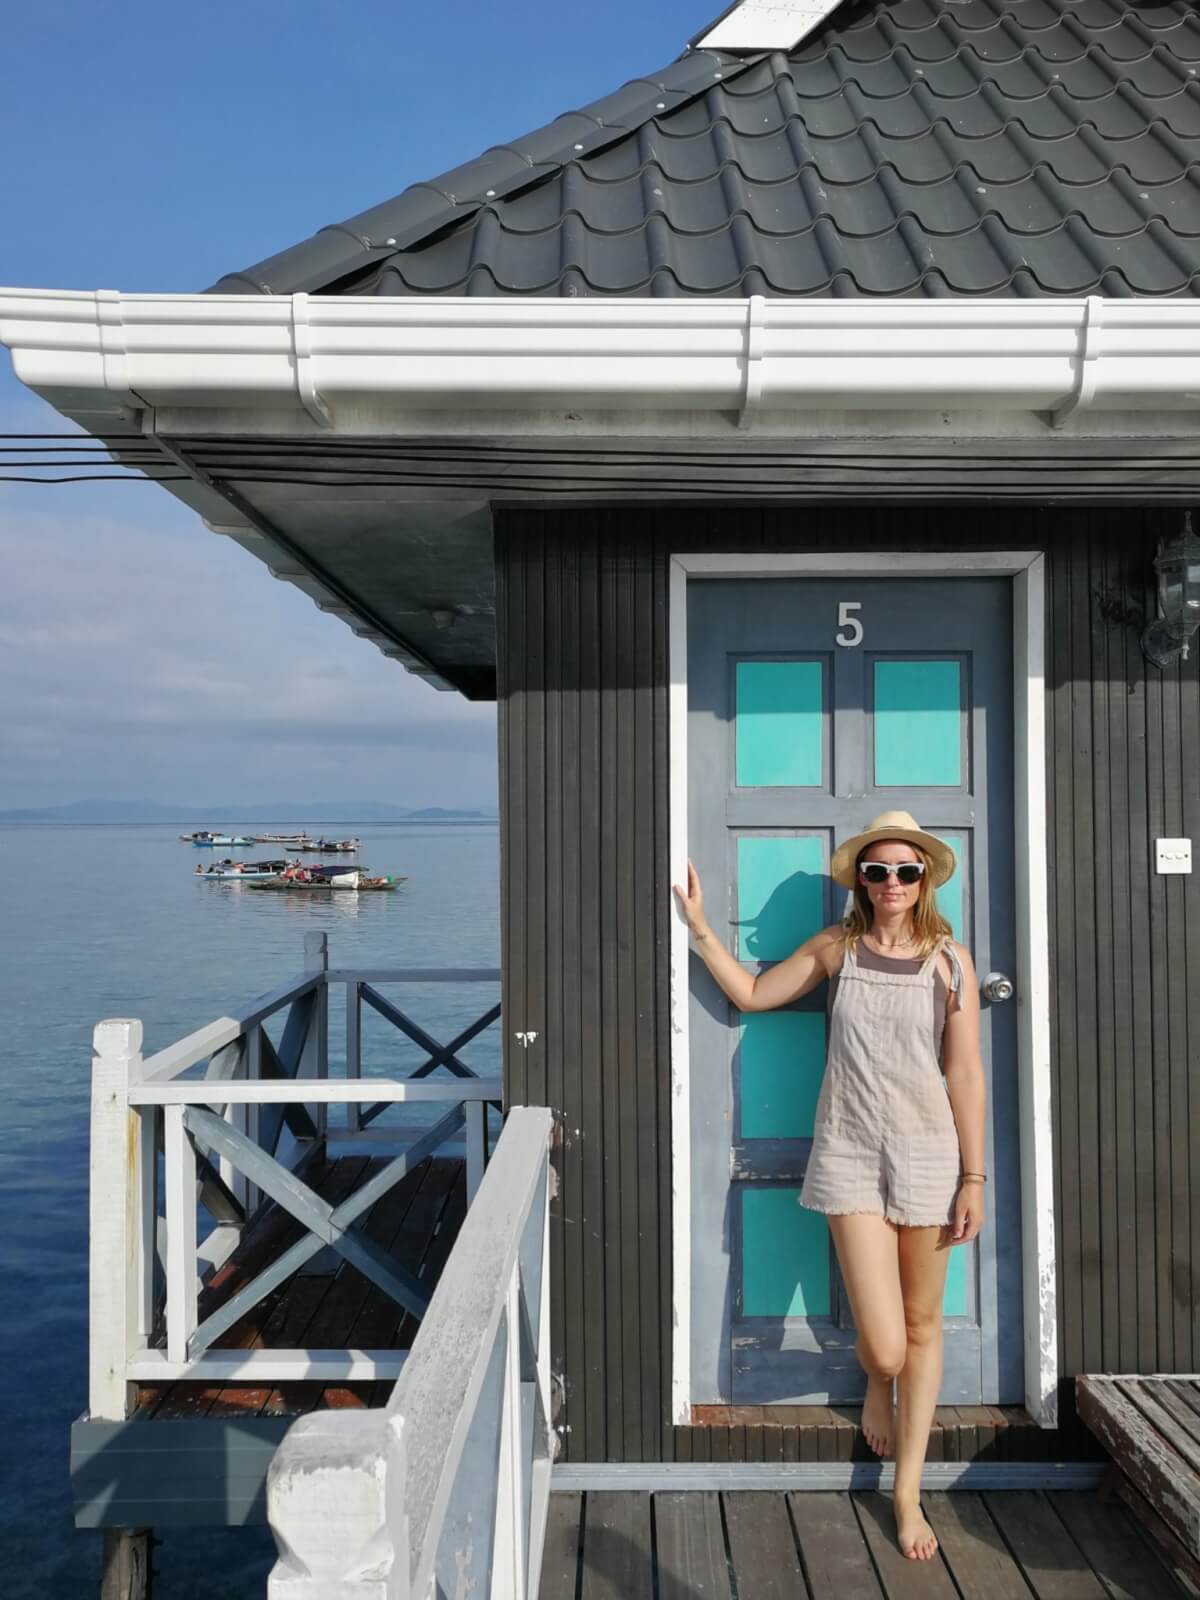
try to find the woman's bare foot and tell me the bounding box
[861,1373,894,1456]
[894,1497,938,1560]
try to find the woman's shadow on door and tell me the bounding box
[692,867,857,1387]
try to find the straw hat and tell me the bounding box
[830,810,956,889]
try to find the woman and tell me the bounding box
[673,809,987,1563]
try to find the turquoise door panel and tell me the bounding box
[742,1188,830,1317]
[736,660,824,787]
[944,1241,969,1318]
[736,835,825,960]
[934,833,965,944]
[739,1012,825,1139]
[874,659,963,787]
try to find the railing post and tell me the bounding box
[346,977,362,1135]
[466,1099,488,1202]
[89,1019,146,1423]
[496,1270,527,1599]
[305,932,329,1139]
[164,1104,198,1363]
[267,1409,408,1600]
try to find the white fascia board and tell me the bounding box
[4,288,1200,429]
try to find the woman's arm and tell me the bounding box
[672,858,839,1011]
[942,944,987,1171]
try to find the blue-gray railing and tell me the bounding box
[87,933,503,1417]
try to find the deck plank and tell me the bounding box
[1120,1380,1200,1476]
[851,1492,959,1600]
[983,1490,1108,1599]
[921,1491,1031,1599]
[722,1490,807,1600]
[1162,1379,1200,1438]
[1112,1474,1200,1597]
[654,1492,731,1600]
[539,1493,583,1600]
[580,1491,653,1600]
[1052,1486,1186,1600]
[367,1158,467,1406]
[303,1157,434,1411]
[543,1491,1181,1600]
[787,1490,882,1598]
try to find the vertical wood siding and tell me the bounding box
[496,507,1199,1463]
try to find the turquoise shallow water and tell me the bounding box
[0,820,500,1597]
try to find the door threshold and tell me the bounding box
[691,1404,1036,1427]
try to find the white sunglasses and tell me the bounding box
[858,861,926,885]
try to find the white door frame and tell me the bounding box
[668,551,1058,1428]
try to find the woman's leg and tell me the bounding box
[892,1224,953,1559]
[826,1214,906,1457]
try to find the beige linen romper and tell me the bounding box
[798,935,965,1227]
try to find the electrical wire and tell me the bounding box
[0,432,181,482]
[0,474,190,483]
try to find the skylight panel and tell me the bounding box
[696,0,843,50]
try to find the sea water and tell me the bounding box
[0,820,500,1597]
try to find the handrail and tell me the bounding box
[267,1106,555,1600]
[139,973,322,1082]
[129,1078,503,1106]
[327,967,502,984]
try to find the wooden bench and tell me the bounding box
[1076,1374,1200,1594]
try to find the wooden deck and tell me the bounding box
[133,1152,467,1421]
[1078,1374,1200,1593]
[541,1485,1192,1599]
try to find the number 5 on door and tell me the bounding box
[835,601,863,648]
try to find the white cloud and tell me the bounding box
[0,445,497,808]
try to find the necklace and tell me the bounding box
[867,929,918,954]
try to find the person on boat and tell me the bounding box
[673,811,986,1564]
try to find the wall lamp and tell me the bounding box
[1141,511,1200,669]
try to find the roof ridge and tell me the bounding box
[208,46,765,295]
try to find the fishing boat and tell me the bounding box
[245,865,403,892]
[189,833,255,847]
[193,859,290,879]
[250,834,361,851]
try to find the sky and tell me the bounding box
[0,0,705,810]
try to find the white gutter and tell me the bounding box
[4,287,1200,430]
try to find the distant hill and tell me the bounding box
[0,799,497,823]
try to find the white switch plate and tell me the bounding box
[1156,837,1192,874]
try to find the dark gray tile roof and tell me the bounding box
[212,0,1200,298]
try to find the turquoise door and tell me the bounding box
[686,577,1023,1405]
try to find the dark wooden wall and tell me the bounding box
[495,506,1200,1463]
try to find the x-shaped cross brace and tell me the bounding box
[183,1102,453,1359]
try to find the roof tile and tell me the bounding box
[212,0,1200,299]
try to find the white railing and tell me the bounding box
[87,933,503,1422]
[267,1106,555,1600]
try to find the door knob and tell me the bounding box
[982,972,1015,1003]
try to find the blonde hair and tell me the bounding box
[842,841,952,960]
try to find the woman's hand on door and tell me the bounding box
[672,858,709,935]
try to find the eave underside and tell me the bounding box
[147,425,1200,701]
